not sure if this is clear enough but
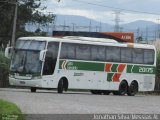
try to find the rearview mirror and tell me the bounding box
[39,50,47,61]
[5,47,13,59]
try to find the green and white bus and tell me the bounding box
[5,36,156,96]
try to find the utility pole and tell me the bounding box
[145,26,148,43]
[99,21,102,32]
[63,21,66,31]
[52,15,58,33]
[47,12,52,34]
[11,0,18,47]
[113,11,122,32]
[157,19,160,39]
[154,24,157,40]
[89,20,92,32]
[71,23,76,31]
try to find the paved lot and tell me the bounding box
[0,88,160,114]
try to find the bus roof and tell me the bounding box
[18,36,155,50]
[19,36,117,43]
[62,36,118,43]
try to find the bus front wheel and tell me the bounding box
[57,78,68,93]
[31,87,36,92]
[58,79,64,93]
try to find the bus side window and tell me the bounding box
[132,48,144,64]
[121,48,132,63]
[76,44,91,60]
[43,42,59,75]
[60,44,67,59]
[106,46,120,62]
[91,45,105,61]
[144,49,154,65]
[60,43,76,59]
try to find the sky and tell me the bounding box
[42,0,160,25]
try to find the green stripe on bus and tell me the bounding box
[59,60,155,74]
[127,65,133,73]
[59,60,104,71]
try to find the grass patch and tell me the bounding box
[0,99,24,120]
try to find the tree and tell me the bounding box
[0,0,14,47]
[0,0,55,47]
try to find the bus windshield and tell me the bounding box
[10,40,46,76]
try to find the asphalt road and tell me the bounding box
[0,88,160,115]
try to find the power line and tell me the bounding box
[73,0,160,16]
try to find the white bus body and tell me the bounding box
[7,36,156,96]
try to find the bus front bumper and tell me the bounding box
[9,77,42,88]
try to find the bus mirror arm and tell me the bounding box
[5,47,13,59]
[39,50,47,61]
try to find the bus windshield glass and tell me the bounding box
[15,40,46,50]
[10,40,46,75]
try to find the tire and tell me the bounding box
[58,79,64,93]
[127,81,138,96]
[31,87,36,92]
[117,81,128,95]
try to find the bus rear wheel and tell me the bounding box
[127,81,138,96]
[31,87,36,92]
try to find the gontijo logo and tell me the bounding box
[61,60,78,70]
